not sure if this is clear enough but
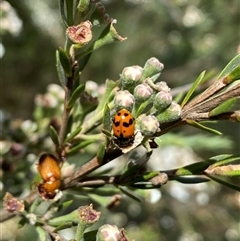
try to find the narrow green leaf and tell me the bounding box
[209,155,240,168]
[48,210,79,226]
[224,66,240,84]
[171,176,210,184]
[59,0,68,27]
[186,119,222,135]
[208,154,234,162]
[90,21,127,52]
[205,173,240,191]
[58,47,72,77]
[49,126,60,146]
[67,83,85,109]
[218,54,240,79]
[65,126,82,143]
[96,143,106,163]
[58,200,73,212]
[181,71,206,107]
[67,140,95,154]
[76,51,93,71]
[129,171,159,184]
[118,186,143,202]
[56,50,67,86]
[88,194,112,207]
[53,222,76,232]
[102,104,111,133]
[209,97,237,117]
[175,161,210,176]
[222,169,240,176]
[65,0,74,25]
[102,128,112,138]
[65,114,74,140]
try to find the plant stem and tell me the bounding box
[75,221,86,241]
[58,76,74,157]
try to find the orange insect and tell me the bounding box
[112,109,135,147]
[38,180,61,199]
[37,153,61,199]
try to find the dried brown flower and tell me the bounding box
[67,20,93,45]
[3,192,24,213]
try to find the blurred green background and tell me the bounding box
[1,0,240,241]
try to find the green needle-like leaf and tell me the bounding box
[49,125,60,146]
[172,176,210,184]
[96,143,106,163]
[205,173,240,192]
[67,83,85,110]
[118,186,143,202]
[67,140,95,154]
[218,54,240,79]
[102,104,111,133]
[186,119,222,135]
[53,222,76,232]
[58,200,73,212]
[209,97,237,117]
[59,0,68,27]
[65,126,82,143]
[181,71,205,107]
[65,0,74,25]
[49,210,79,227]
[175,161,210,176]
[224,66,240,84]
[56,50,67,86]
[58,47,72,77]
[209,155,240,168]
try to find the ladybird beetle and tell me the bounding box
[37,153,61,199]
[112,109,135,147]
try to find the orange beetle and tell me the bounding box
[37,153,61,199]
[37,153,61,182]
[38,180,61,199]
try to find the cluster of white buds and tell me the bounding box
[113,57,182,139]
